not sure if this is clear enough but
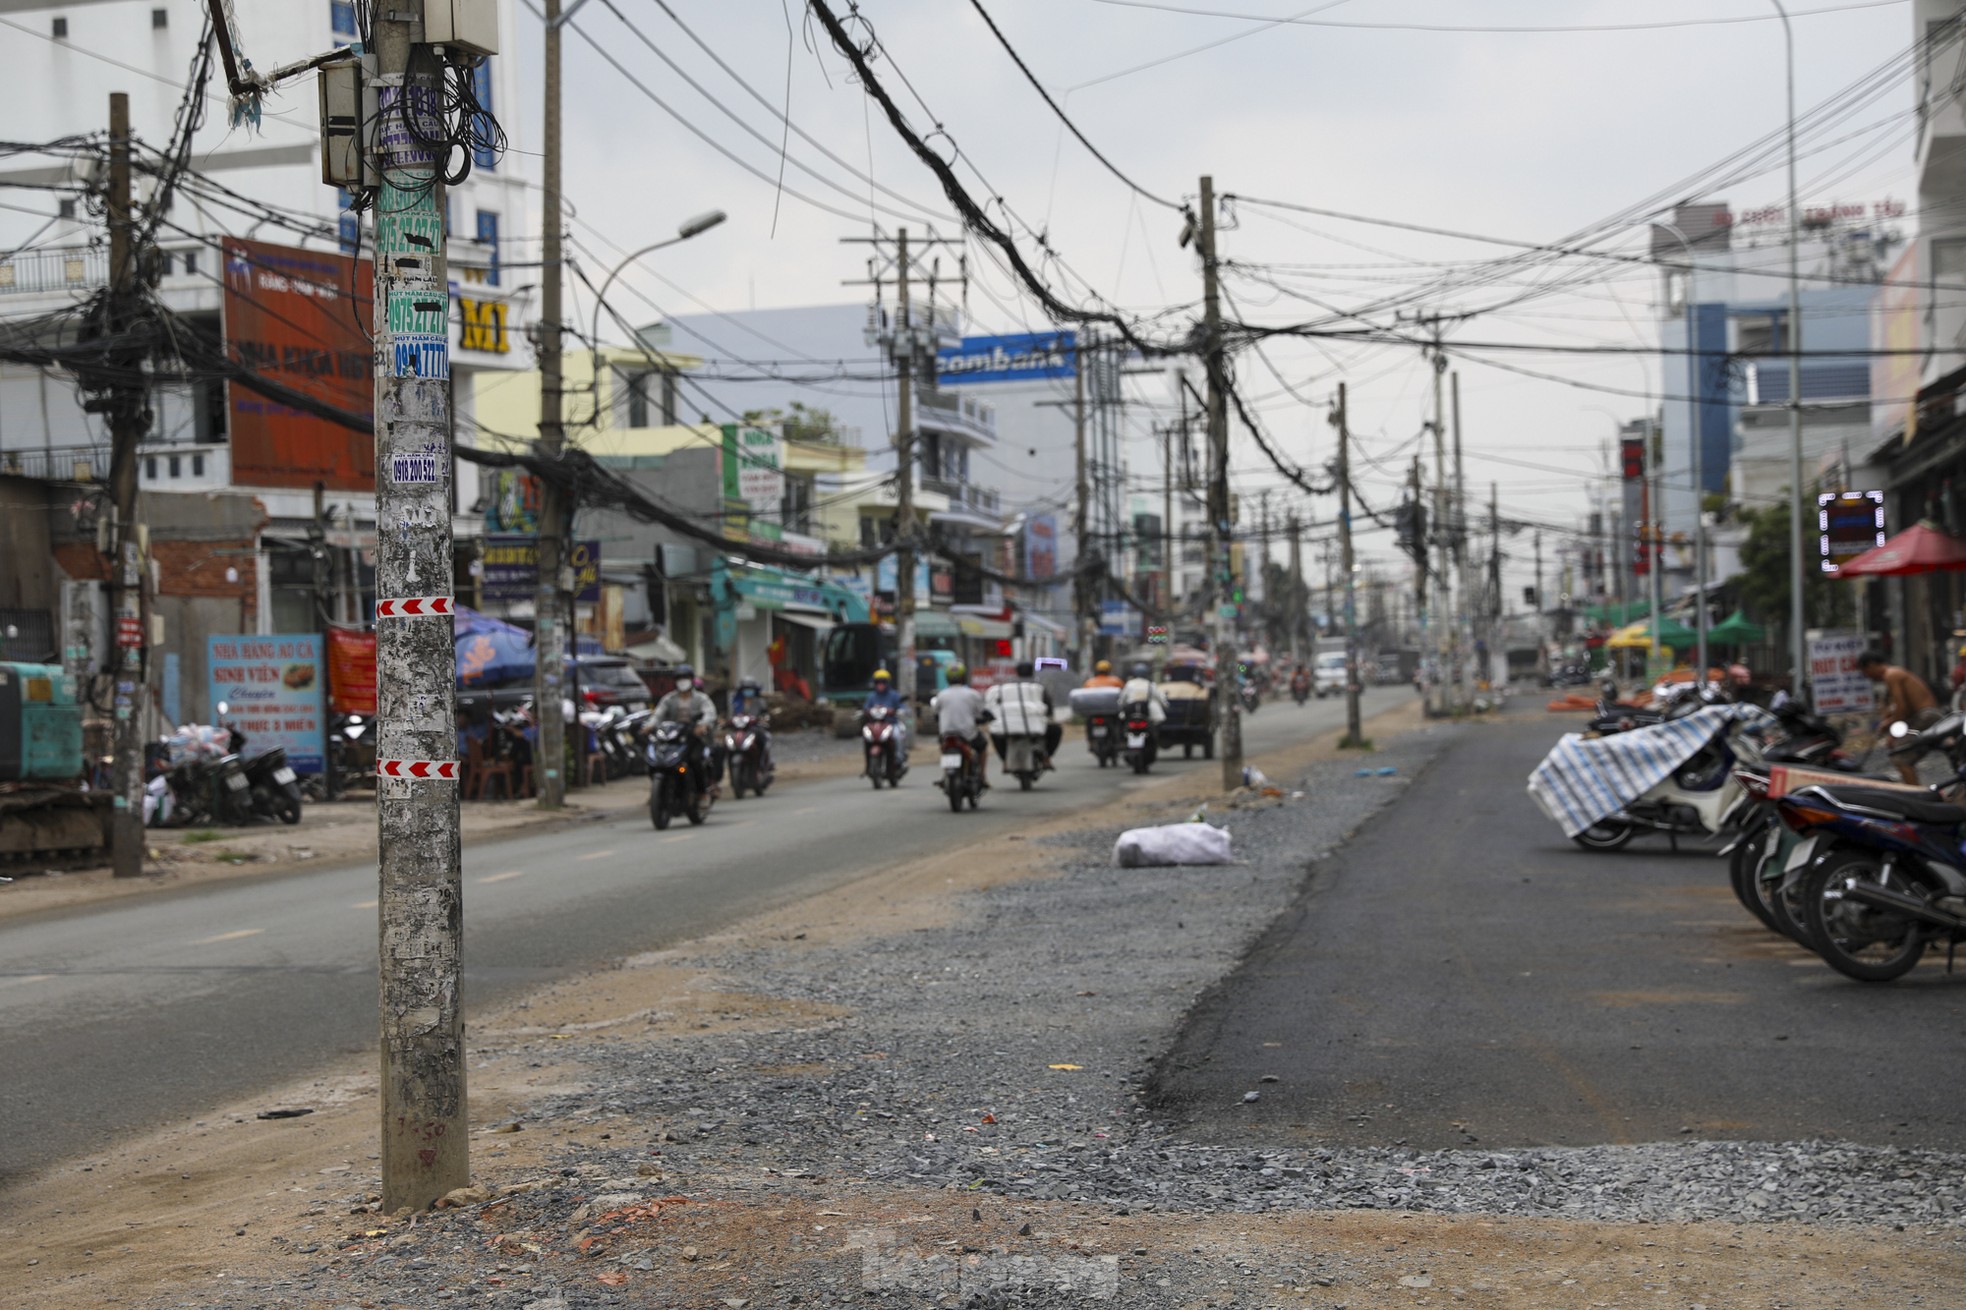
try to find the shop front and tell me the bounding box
[713,561,867,699]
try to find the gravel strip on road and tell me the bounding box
[143,715,1966,1309]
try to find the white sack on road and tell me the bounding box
[1113,822,1234,867]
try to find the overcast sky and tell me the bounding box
[517,0,1915,597]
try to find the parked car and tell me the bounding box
[572,656,654,711]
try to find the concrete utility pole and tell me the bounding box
[1409,455,1427,658]
[1287,513,1304,661]
[371,6,467,1210]
[105,91,148,880]
[1488,480,1501,687]
[532,0,568,808]
[1334,382,1363,746]
[893,228,918,698]
[1074,333,1094,668]
[1161,419,1175,617]
[1427,335,1450,716]
[1451,372,1469,711]
[1775,0,1807,697]
[1198,175,1241,788]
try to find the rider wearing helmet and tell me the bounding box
[930,662,990,787]
[864,668,905,715]
[727,676,773,772]
[651,664,718,793]
[1083,658,1124,690]
[1121,660,1169,724]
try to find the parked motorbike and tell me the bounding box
[1773,775,1966,982]
[724,711,774,799]
[607,708,651,778]
[243,744,303,825]
[1571,717,1764,851]
[861,704,906,789]
[644,720,711,830]
[1122,700,1158,774]
[939,729,985,813]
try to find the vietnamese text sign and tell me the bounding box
[207,634,326,773]
[732,425,785,512]
[327,625,377,716]
[937,331,1077,384]
[1809,631,1875,715]
[1024,513,1058,580]
[221,238,375,491]
[480,537,601,603]
[1819,490,1886,573]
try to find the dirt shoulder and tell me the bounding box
[4,697,1956,1309]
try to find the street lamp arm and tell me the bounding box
[585,211,728,423]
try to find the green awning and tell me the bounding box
[1707,610,1766,643]
[913,610,961,640]
[1585,600,1650,625]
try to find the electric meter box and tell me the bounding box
[424,0,498,57]
[0,662,83,783]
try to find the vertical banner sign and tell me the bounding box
[1818,490,1886,574]
[221,237,375,490]
[327,625,379,715]
[1809,632,1876,715]
[206,634,326,772]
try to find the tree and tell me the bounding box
[1736,499,1853,633]
[737,402,849,445]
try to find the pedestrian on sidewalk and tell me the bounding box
[1859,649,1942,785]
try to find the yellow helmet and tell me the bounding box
[1094,660,1112,674]
[947,663,969,682]
[872,668,892,683]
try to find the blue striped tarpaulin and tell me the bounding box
[1526,703,1775,837]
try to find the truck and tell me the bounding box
[0,661,110,864]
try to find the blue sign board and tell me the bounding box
[206,634,326,773]
[937,331,1077,385]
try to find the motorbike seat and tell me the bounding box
[1808,784,1966,826]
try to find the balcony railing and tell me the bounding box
[0,444,109,481]
[921,475,1000,516]
[1744,359,1870,406]
[0,243,210,297]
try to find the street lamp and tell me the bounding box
[1774,0,1807,698]
[587,210,730,387]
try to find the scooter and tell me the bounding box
[1571,719,1763,851]
[1122,700,1158,774]
[1239,681,1261,716]
[1290,670,1311,706]
[1084,711,1119,767]
[645,720,712,830]
[724,711,774,799]
[939,728,985,813]
[861,704,906,789]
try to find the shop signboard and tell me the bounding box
[721,423,785,513]
[1818,490,1885,573]
[221,238,375,491]
[1024,513,1058,579]
[1098,599,1140,638]
[206,634,326,773]
[937,331,1077,384]
[1809,631,1875,715]
[481,536,601,603]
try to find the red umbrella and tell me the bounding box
[1834,521,1966,576]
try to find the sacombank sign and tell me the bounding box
[936,331,1077,384]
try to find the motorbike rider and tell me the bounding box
[650,665,718,793]
[1120,661,1169,726]
[984,660,1062,769]
[861,667,911,757]
[1083,659,1124,690]
[727,676,773,772]
[930,662,990,788]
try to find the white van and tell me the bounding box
[1313,650,1349,698]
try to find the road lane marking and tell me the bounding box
[792,806,819,815]
[660,833,695,844]
[479,870,526,884]
[194,928,264,946]
[353,899,377,909]
[576,849,615,862]
[0,974,54,989]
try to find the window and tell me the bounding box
[168,454,180,478]
[51,16,66,38]
[57,199,75,220]
[151,7,167,28]
[1735,314,1786,356]
[330,0,356,38]
[181,249,197,276]
[475,210,499,285]
[470,61,497,171]
[191,453,204,477]
[145,457,157,480]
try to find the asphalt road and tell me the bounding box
[1155,707,1966,1152]
[0,687,1396,1187]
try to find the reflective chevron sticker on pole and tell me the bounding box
[375,596,455,619]
[377,759,460,781]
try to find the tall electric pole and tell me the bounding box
[893,228,917,699]
[1427,332,1450,716]
[1160,419,1175,617]
[1287,513,1305,661]
[532,0,567,809]
[105,91,148,880]
[1334,382,1363,746]
[1074,332,1094,668]
[371,5,467,1210]
[1199,175,1241,788]
[1451,371,1469,713]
